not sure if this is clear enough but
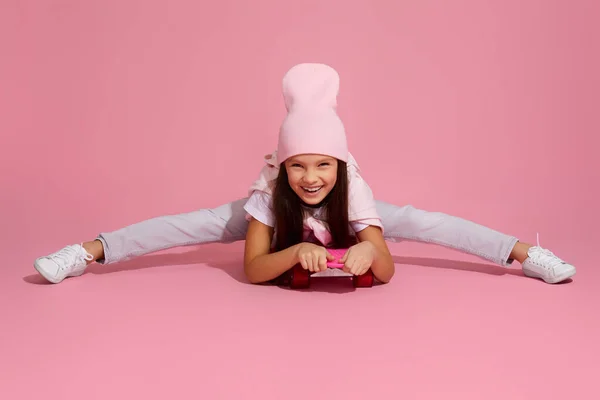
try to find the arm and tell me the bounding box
[355,225,395,283]
[243,217,301,284]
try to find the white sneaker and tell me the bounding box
[521,236,576,284]
[34,244,94,284]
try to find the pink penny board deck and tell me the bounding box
[326,248,348,268]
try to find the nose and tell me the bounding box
[303,169,318,184]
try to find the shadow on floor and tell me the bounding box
[22,246,571,289]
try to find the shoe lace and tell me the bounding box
[53,246,92,270]
[529,233,563,269]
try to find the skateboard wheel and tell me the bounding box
[353,269,374,288]
[290,264,310,289]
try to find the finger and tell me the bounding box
[314,255,321,271]
[359,260,369,275]
[300,256,308,271]
[318,254,328,271]
[353,260,365,275]
[305,255,314,272]
[312,256,320,272]
[341,256,350,272]
[352,258,366,275]
[313,254,321,272]
[357,264,368,276]
[360,262,371,275]
[340,249,350,263]
[342,257,351,273]
[347,259,358,275]
[325,250,335,262]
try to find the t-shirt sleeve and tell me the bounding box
[243,191,276,227]
[347,172,384,232]
[350,221,370,233]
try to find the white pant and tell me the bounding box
[96,198,518,267]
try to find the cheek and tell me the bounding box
[287,172,301,187]
[325,171,338,185]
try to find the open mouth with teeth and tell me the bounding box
[302,186,323,194]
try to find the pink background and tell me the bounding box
[2,0,598,399]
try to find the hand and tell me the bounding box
[341,241,376,276]
[296,243,335,273]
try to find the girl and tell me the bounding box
[33,63,576,285]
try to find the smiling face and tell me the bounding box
[283,153,339,205]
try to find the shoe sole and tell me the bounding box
[33,260,85,284]
[523,267,576,284]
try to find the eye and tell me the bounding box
[290,163,303,168]
[319,162,331,167]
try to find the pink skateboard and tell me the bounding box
[289,248,374,289]
[326,248,347,268]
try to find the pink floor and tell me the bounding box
[3,1,599,398]
[3,235,598,399]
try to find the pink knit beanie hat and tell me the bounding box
[276,63,348,164]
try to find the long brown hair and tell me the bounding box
[272,160,351,251]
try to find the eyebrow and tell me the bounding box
[288,157,334,164]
